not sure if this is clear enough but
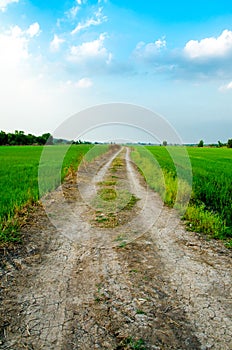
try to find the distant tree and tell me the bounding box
[14,130,26,145]
[7,133,17,145]
[198,140,204,147]
[162,140,167,146]
[227,139,232,148]
[218,140,223,148]
[27,134,37,145]
[0,130,8,145]
[41,133,53,145]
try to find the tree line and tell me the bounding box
[0,130,53,146]
[197,139,232,148]
[0,130,93,146]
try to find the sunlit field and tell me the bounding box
[132,146,232,243]
[0,144,109,242]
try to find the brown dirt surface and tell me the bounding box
[0,146,231,350]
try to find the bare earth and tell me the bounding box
[0,146,231,350]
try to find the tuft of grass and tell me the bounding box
[99,188,117,201]
[136,309,146,315]
[95,215,109,223]
[183,204,228,239]
[121,337,147,350]
[115,234,127,242]
[118,241,127,248]
[92,189,138,214]
[0,220,21,243]
[97,180,117,186]
[225,241,232,249]
[125,194,139,210]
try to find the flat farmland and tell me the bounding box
[132,146,232,243]
[0,144,109,242]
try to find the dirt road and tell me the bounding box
[0,146,231,349]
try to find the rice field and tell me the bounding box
[131,146,232,243]
[0,144,108,242]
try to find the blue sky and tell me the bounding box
[1,0,232,143]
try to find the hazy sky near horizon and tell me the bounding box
[0,0,232,143]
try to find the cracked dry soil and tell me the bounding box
[0,146,231,350]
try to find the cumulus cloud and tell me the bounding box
[59,77,93,91]
[50,34,65,52]
[71,7,107,35]
[132,30,232,79]
[134,37,166,60]
[0,0,18,12]
[68,33,112,64]
[76,77,93,88]
[0,23,40,64]
[184,30,232,59]
[219,81,232,92]
[27,22,40,37]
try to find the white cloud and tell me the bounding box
[0,22,41,102]
[71,7,107,35]
[68,33,112,64]
[50,34,65,52]
[68,6,80,19]
[76,77,93,88]
[0,0,18,12]
[154,38,166,49]
[76,0,82,4]
[0,26,28,64]
[134,38,166,59]
[59,77,93,91]
[184,30,232,59]
[219,81,232,92]
[0,23,41,65]
[27,22,40,38]
[65,2,82,20]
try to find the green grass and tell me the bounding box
[0,144,108,243]
[136,309,146,315]
[120,337,147,350]
[131,146,232,242]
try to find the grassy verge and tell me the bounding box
[0,144,108,244]
[131,146,231,246]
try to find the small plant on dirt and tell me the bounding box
[95,215,109,223]
[0,220,21,244]
[94,283,103,303]
[94,297,101,303]
[97,180,117,186]
[136,309,146,315]
[120,337,147,350]
[114,234,127,242]
[125,194,139,210]
[225,241,232,249]
[99,188,117,201]
[118,241,127,248]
